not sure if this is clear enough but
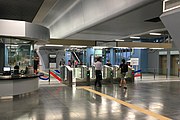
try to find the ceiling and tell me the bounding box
[0,0,44,22]
[0,0,170,43]
[66,0,168,41]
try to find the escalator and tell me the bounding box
[71,51,81,63]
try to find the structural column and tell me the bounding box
[167,50,171,77]
[0,43,5,72]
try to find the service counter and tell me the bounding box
[0,74,39,97]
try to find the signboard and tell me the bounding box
[96,41,116,47]
[49,54,56,68]
[130,58,139,65]
[170,51,179,55]
[159,51,167,55]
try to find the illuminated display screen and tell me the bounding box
[3,67,11,71]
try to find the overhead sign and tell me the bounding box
[49,54,57,68]
[96,41,116,47]
[130,58,139,65]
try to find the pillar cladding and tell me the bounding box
[0,43,5,73]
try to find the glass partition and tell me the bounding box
[1,37,34,72]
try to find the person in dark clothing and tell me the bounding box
[94,57,102,87]
[59,58,65,66]
[34,57,39,74]
[14,64,19,74]
[118,59,128,89]
[106,60,112,66]
[68,60,71,67]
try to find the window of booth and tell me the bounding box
[2,37,34,71]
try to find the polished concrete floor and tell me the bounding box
[1,77,180,120]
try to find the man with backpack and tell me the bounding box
[119,59,128,89]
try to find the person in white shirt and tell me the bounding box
[94,57,102,87]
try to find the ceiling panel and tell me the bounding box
[67,0,165,41]
[0,0,169,43]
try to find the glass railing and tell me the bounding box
[133,67,180,80]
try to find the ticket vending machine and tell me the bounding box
[49,54,57,69]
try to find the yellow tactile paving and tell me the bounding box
[78,86,172,120]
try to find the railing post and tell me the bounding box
[49,69,50,83]
[110,69,113,85]
[87,70,90,86]
[131,69,134,82]
[67,70,72,87]
[81,67,85,78]
[61,66,65,81]
[92,66,95,78]
[140,69,142,80]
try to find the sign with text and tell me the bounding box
[130,58,139,65]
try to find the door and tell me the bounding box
[170,55,179,76]
[159,55,167,75]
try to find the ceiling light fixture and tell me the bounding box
[115,39,125,41]
[114,47,128,49]
[70,45,87,48]
[93,46,108,49]
[130,36,140,39]
[149,33,162,36]
[45,44,63,47]
[133,47,147,49]
[10,45,18,47]
[149,48,164,49]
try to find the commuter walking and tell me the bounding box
[118,59,128,89]
[68,60,71,67]
[94,57,102,87]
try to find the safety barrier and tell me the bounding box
[39,65,135,86]
[38,69,62,82]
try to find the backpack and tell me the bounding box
[120,63,128,73]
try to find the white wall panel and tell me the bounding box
[0,19,49,40]
[0,19,25,37]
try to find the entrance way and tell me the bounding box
[159,55,167,75]
[170,55,179,76]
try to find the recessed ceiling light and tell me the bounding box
[93,46,108,49]
[115,39,125,41]
[133,47,147,49]
[114,47,128,49]
[149,33,162,36]
[130,36,140,39]
[70,45,87,48]
[45,44,63,47]
[150,48,164,49]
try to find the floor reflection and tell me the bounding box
[0,81,178,120]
